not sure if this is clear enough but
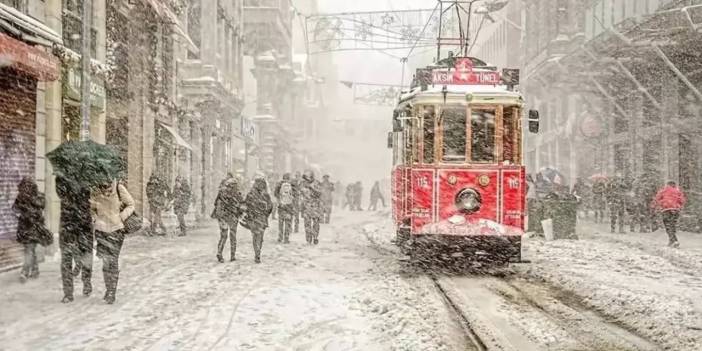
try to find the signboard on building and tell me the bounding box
[0,32,60,81]
[241,117,256,140]
[64,67,106,109]
[432,57,501,85]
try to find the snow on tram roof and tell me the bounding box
[399,84,521,102]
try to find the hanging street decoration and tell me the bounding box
[306,8,437,54]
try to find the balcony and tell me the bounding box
[243,0,292,55]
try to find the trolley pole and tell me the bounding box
[80,0,93,141]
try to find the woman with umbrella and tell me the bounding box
[90,179,135,304]
[12,177,46,282]
[56,174,94,302]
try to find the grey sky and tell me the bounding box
[316,0,436,86]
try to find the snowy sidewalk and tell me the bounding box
[519,221,702,351]
[0,212,462,351]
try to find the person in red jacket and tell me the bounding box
[652,181,686,248]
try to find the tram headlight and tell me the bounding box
[455,188,482,214]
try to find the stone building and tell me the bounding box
[181,0,245,217]
[0,0,106,270]
[521,0,702,223]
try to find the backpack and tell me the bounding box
[279,182,294,205]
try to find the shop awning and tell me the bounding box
[158,122,193,151]
[142,0,199,54]
[0,32,59,80]
[0,3,62,46]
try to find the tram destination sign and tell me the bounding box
[432,57,501,85]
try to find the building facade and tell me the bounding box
[521,0,702,224]
[0,0,106,269]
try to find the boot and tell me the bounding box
[61,295,74,303]
[104,272,118,305]
[82,268,92,297]
[216,254,224,263]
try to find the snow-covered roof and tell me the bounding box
[0,3,62,46]
[399,83,521,102]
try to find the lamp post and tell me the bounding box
[80,0,93,141]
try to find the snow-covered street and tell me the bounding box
[365,218,702,351]
[0,213,468,351]
[3,212,702,351]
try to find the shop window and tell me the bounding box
[188,0,202,58]
[679,134,696,191]
[62,0,97,56]
[614,144,631,176]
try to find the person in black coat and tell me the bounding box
[301,171,323,245]
[172,176,192,237]
[146,174,171,236]
[56,175,94,302]
[212,177,244,262]
[244,178,273,263]
[12,177,45,282]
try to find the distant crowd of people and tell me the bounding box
[11,169,390,305]
[528,173,687,248]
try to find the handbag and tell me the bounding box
[117,184,143,234]
[36,224,54,247]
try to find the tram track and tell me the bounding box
[360,220,664,350]
[431,275,489,351]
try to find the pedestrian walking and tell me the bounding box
[591,179,607,223]
[146,174,171,236]
[301,170,323,245]
[343,184,354,210]
[212,177,244,262]
[353,181,363,211]
[56,175,94,302]
[607,175,628,233]
[274,173,295,243]
[292,172,302,233]
[571,177,589,219]
[243,178,273,263]
[321,175,335,224]
[653,181,686,248]
[172,176,192,236]
[90,180,135,304]
[368,181,386,211]
[268,173,279,220]
[12,177,46,282]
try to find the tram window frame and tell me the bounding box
[503,105,519,164]
[440,105,468,163]
[469,106,498,163]
[422,105,436,164]
[404,116,418,165]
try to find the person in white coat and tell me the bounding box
[90,180,134,304]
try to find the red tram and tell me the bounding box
[389,56,539,263]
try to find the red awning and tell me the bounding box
[0,32,59,81]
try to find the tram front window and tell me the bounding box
[441,107,467,162]
[471,110,495,163]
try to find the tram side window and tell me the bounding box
[442,107,467,162]
[471,110,496,163]
[423,106,435,164]
[503,107,515,163]
[404,119,417,164]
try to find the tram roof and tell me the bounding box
[398,84,524,106]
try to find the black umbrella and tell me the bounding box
[47,140,125,187]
